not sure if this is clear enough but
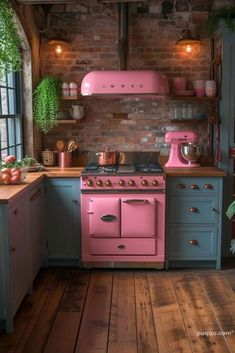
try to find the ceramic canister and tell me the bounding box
[205,80,217,97]
[194,80,205,97]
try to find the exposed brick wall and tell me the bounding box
[40,0,215,158]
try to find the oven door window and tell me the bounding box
[121,197,156,237]
[89,197,120,237]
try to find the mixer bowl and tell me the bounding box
[181,142,202,164]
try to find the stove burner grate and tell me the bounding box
[134,162,163,173]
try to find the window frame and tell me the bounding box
[0,70,24,161]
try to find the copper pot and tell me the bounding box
[96,147,118,165]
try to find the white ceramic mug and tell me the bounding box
[69,105,87,120]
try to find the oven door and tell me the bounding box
[88,196,120,237]
[121,197,156,237]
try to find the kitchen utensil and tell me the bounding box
[180,142,202,165]
[96,147,118,166]
[56,140,65,152]
[69,105,87,120]
[67,140,76,152]
[164,131,200,168]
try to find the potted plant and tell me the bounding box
[0,0,22,79]
[33,75,62,133]
[207,6,235,36]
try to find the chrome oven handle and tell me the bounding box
[123,199,149,204]
[100,214,118,222]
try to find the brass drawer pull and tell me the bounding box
[9,246,16,252]
[14,209,19,215]
[176,183,185,189]
[117,244,125,249]
[189,207,199,213]
[189,239,199,246]
[204,184,213,190]
[190,184,199,190]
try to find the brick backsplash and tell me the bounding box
[41,0,214,158]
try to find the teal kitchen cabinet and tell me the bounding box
[45,178,81,265]
[28,181,44,281]
[0,193,31,333]
[217,23,235,256]
[166,177,223,269]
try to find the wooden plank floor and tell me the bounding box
[0,267,235,353]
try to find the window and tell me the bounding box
[0,70,23,160]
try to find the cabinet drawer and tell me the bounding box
[169,226,217,259]
[89,238,156,255]
[169,196,219,223]
[168,177,220,195]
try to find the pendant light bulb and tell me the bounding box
[55,44,63,56]
[186,44,193,53]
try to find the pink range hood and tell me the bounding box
[81,70,169,97]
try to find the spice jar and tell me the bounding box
[69,82,78,97]
[62,82,69,97]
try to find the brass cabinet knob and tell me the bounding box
[176,183,185,189]
[105,180,112,187]
[14,209,19,215]
[9,246,16,252]
[128,180,135,187]
[96,179,103,187]
[117,244,125,249]
[204,184,213,189]
[190,184,199,190]
[141,179,148,186]
[189,239,199,246]
[119,179,125,186]
[189,207,199,213]
[152,180,158,186]
[87,179,93,187]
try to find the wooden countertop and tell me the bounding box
[164,166,226,177]
[0,166,225,203]
[0,167,84,203]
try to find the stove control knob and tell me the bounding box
[152,180,159,187]
[119,179,125,186]
[105,180,112,187]
[128,179,135,187]
[141,179,148,186]
[87,179,93,187]
[96,179,103,187]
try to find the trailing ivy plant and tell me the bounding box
[33,76,62,133]
[0,0,22,79]
[207,7,235,36]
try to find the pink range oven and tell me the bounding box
[80,160,166,268]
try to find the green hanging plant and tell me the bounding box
[0,0,22,79]
[207,7,235,36]
[33,76,62,133]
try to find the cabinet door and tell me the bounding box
[121,197,156,237]
[45,179,80,260]
[29,183,44,280]
[89,197,120,237]
[9,197,30,315]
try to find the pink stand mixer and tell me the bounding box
[165,131,201,168]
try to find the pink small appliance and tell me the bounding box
[165,130,200,168]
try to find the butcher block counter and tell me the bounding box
[0,166,225,203]
[164,166,226,177]
[0,167,84,203]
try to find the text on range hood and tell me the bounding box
[81,70,169,97]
